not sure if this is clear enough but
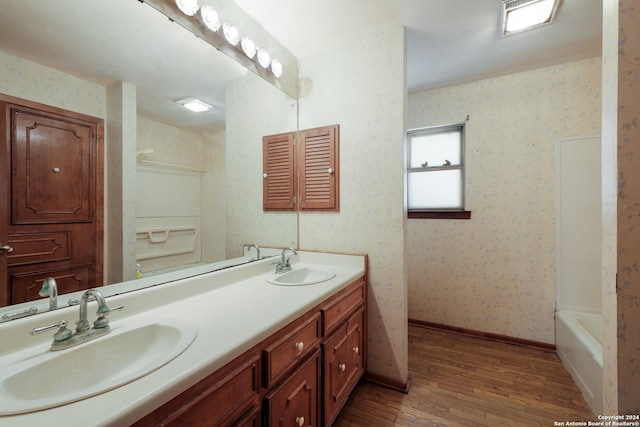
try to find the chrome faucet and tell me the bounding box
[39,277,58,310]
[247,243,261,261]
[275,246,297,274]
[30,288,123,351]
[76,289,112,333]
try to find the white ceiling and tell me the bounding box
[234,0,602,92]
[0,0,602,131]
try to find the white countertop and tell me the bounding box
[0,251,365,427]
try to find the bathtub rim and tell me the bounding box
[556,309,603,368]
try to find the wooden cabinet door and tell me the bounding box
[322,307,365,426]
[0,95,103,306]
[263,132,296,211]
[323,325,349,425]
[344,308,365,392]
[265,349,320,427]
[298,125,339,211]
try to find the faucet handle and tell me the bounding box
[30,320,73,342]
[93,305,124,329]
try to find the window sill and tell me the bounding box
[408,210,471,220]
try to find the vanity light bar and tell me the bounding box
[173,0,284,78]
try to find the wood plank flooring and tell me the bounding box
[334,324,595,426]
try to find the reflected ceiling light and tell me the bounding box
[176,98,213,112]
[222,23,240,46]
[502,0,560,36]
[270,59,283,78]
[240,37,257,58]
[256,48,271,68]
[199,5,220,31]
[175,0,199,16]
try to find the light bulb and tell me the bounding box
[270,59,283,77]
[199,5,220,31]
[240,37,257,58]
[175,0,199,16]
[257,48,271,69]
[222,23,240,46]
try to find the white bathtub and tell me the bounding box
[556,310,602,415]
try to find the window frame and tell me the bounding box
[406,123,471,220]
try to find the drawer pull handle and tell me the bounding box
[296,416,305,426]
[339,363,346,372]
[295,341,304,352]
[353,346,359,354]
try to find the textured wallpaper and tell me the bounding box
[0,50,105,119]
[601,0,619,415]
[407,58,602,345]
[137,117,210,171]
[614,0,640,413]
[298,28,408,384]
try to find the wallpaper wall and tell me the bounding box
[0,50,105,118]
[137,117,210,171]
[407,57,602,345]
[601,0,619,415]
[298,28,408,384]
[614,0,640,413]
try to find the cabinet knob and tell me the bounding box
[339,363,346,372]
[327,167,333,174]
[353,346,359,354]
[263,173,268,178]
[296,416,305,426]
[295,341,304,352]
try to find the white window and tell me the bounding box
[407,124,466,213]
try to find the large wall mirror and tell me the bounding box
[0,0,298,320]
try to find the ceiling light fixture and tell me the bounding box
[199,5,220,32]
[502,0,560,36]
[176,98,213,113]
[175,0,199,16]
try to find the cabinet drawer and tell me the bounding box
[322,278,365,335]
[263,312,321,388]
[133,354,260,427]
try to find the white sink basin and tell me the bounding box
[0,318,197,415]
[266,267,336,286]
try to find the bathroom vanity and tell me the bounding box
[0,251,367,427]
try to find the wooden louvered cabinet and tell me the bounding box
[263,132,296,211]
[263,124,339,212]
[298,125,339,211]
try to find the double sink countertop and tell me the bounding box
[0,251,366,427]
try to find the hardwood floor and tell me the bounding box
[334,324,595,426]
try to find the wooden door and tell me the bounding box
[0,94,103,307]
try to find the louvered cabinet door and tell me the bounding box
[298,125,339,211]
[263,132,296,211]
